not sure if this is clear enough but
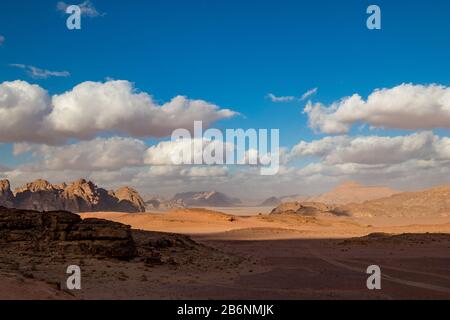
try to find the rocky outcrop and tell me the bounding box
[115,187,146,212]
[0,179,145,213]
[14,179,67,212]
[0,206,137,259]
[60,179,119,212]
[172,191,241,207]
[145,196,186,211]
[270,201,350,217]
[0,180,14,207]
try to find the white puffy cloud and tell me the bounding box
[180,166,229,177]
[434,137,450,160]
[289,131,445,165]
[145,138,235,166]
[3,79,450,198]
[0,80,237,144]
[14,137,147,171]
[49,81,236,140]
[0,81,55,143]
[304,83,450,134]
[281,131,450,193]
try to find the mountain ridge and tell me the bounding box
[172,191,241,207]
[0,178,145,213]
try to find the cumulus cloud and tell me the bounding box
[289,131,446,165]
[286,131,450,192]
[14,137,147,171]
[50,81,236,140]
[3,79,450,198]
[0,81,55,143]
[10,64,70,79]
[144,136,282,168]
[180,166,229,177]
[304,83,450,134]
[144,138,234,166]
[0,80,236,144]
[57,0,105,17]
[4,132,450,198]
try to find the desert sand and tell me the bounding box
[79,208,450,239]
[1,204,450,300]
[0,274,74,300]
[74,208,450,299]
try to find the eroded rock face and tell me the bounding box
[14,179,66,212]
[270,201,350,217]
[115,187,146,212]
[61,179,119,212]
[1,179,145,213]
[0,180,14,208]
[0,206,137,259]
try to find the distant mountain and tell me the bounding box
[340,185,450,218]
[309,181,399,205]
[0,179,145,213]
[144,195,186,211]
[172,191,241,207]
[259,196,282,207]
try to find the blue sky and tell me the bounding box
[1,0,450,197]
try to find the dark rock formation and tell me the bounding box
[0,180,14,207]
[0,206,137,259]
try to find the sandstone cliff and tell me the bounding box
[0,180,14,207]
[0,179,145,213]
[0,206,137,259]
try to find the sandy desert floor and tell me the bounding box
[80,209,450,299]
[80,209,450,239]
[1,208,450,300]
